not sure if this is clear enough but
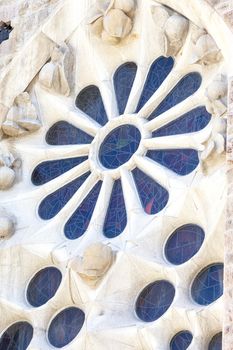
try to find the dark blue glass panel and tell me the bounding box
[132,168,169,214]
[136,57,174,112]
[31,157,88,186]
[148,73,202,120]
[152,106,211,137]
[208,333,222,350]
[170,331,193,350]
[146,149,199,176]
[0,24,12,44]
[27,267,62,307]
[103,179,127,238]
[65,181,102,240]
[38,172,90,220]
[0,322,33,350]
[46,121,93,145]
[48,307,85,348]
[135,280,175,322]
[191,264,224,305]
[75,85,108,126]
[114,62,137,115]
[165,224,205,265]
[99,125,141,169]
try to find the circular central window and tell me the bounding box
[99,124,141,169]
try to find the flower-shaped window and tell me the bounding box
[135,280,175,322]
[208,332,222,350]
[170,330,193,350]
[32,56,211,239]
[26,267,62,307]
[0,322,33,350]
[48,307,85,348]
[165,224,205,265]
[191,263,224,305]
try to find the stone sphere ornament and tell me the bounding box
[0,215,15,239]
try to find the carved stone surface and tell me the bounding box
[2,92,41,137]
[39,44,71,96]
[0,209,15,240]
[0,148,20,190]
[70,243,115,288]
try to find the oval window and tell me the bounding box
[208,332,222,350]
[165,224,205,265]
[27,267,62,307]
[0,322,33,350]
[191,263,223,305]
[135,280,175,322]
[48,307,85,348]
[170,330,193,350]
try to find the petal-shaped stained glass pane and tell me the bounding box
[27,267,62,307]
[0,322,33,350]
[46,121,93,145]
[208,333,222,350]
[32,156,88,186]
[165,224,205,265]
[48,307,85,348]
[146,149,199,176]
[65,180,102,240]
[132,168,169,214]
[136,56,174,112]
[38,171,90,220]
[148,73,202,120]
[152,106,211,137]
[99,125,141,169]
[191,263,224,305]
[135,280,175,322]
[103,179,127,238]
[0,24,12,44]
[75,85,108,126]
[114,62,137,115]
[170,331,193,350]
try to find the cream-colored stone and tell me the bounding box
[0,214,15,239]
[164,13,189,54]
[193,33,222,64]
[39,44,70,96]
[103,8,132,38]
[114,0,135,14]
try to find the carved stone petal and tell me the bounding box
[0,166,15,190]
[101,30,120,44]
[0,216,14,239]
[152,6,170,31]
[103,9,132,38]
[17,119,42,132]
[165,14,189,43]
[114,0,135,14]
[2,121,24,137]
[91,16,104,37]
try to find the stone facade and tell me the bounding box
[0,0,232,349]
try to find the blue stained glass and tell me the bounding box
[65,181,102,240]
[136,56,174,112]
[99,125,141,169]
[0,24,12,44]
[48,307,85,348]
[135,280,175,322]
[132,168,169,214]
[170,331,193,350]
[191,264,224,306]
[208,333,222,350]
[148,73,202,120]
[103,179,127,238]
[46,121,93,145]
[0,322,33,350]
[152,106,211,137]
[31,157,88,186]
[165,224,205,265]
[75,85,108,126]
[38,172,90,220]
[146,149,199,176]
[114,62,137,115]
[26,267,62,307]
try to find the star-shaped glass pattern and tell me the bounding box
[170,330,193,350]
[32,56,212,240]
[191,264,224,306]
